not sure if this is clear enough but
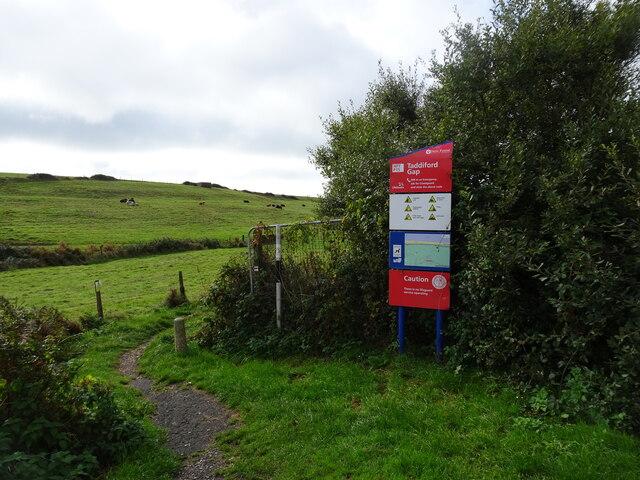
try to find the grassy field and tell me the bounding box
[0,173,317,247]
[0,248,242,318]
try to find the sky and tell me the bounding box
[0,0,493,197]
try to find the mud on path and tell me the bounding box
[118,344,237,480]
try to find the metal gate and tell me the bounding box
[247,219,343,327]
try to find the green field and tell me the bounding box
[0,248,241,318]
[0,174,317,247]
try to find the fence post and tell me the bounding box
[275,224,282,328]
[174,317,187,353]
[178,271,186,299]
[94,280,104,319]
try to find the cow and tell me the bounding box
[243,200,250,203]
[275,205,282,209]
[199,201,206,206]
[302,204,306,207]
[119,198,127,203]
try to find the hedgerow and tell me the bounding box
[0,237,237,271]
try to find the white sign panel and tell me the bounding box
[389,193,451,231]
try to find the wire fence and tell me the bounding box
[247,219,344,324]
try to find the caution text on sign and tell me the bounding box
[389,193,451,231]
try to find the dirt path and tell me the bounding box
[118,344,236,480]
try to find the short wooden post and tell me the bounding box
[94,280,104,319]
[174,317,187,353]
[178,271,187,299]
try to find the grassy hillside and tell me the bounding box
[0,173,317,247]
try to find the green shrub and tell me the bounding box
[308,0,640,433]
[197,239,395,357]
[26,173,57,181]
[0,297,145,480]
[89,174,117,181]
[0,237,228,271]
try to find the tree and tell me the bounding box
[310,0,640,432]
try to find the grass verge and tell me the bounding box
[139,335,640,480]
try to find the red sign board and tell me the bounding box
[388,270,450,310]
[389,141,453,193]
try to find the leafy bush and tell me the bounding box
[90,174,117,181]
[197,228,396,357]
[0,297,145,480]
[26,173,57,181]
[305,0,640,433]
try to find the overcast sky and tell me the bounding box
[0,0,492,196]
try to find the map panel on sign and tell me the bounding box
[389,231,450,271]
[405,232,450,269]
[389,193,451,231]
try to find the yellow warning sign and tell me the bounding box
[429,205,437,212]
[429,214,437,220]
[405,205,412,212]
[405,214,413,221]
[429,196,437,203]
[405,196,412,203]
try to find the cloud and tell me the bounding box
[0,0,493,195]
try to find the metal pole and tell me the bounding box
[248,227,255,293]
[398,306,406,354]
[275,224,282,328]
[436,309,444,362]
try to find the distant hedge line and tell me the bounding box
[0,238,243,271]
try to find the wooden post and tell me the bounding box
[94,280,104,318]
[178,271,187,300]
[174,317,187,353]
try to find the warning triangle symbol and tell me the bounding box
[405,196,412,203]
[429,214,437,220]
[429,205,436,212]
[405,205,412,212]
[429,196,437,203]
[405,214,413,221]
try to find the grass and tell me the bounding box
[139,337,640,479]
[0,174,317,247]
[0,248,242,318]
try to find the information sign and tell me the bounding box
[389,193,451,231]
[389,141,453,193]
[388,270,450,310]
[389,231,450,271]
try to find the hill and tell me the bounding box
[0,173,317,247]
